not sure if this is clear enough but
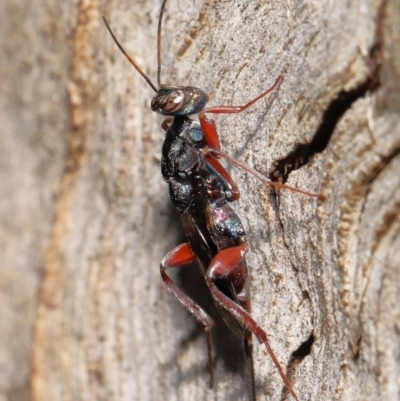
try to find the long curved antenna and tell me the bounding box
[102,15,158,93]
[157,0,169,87]
[207,148,325,200]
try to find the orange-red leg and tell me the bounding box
[160,243,215,386]
[200,114,221,151]
[202,75,283,116]
[161,117,174,131]
[205,244,299,401]
[199,75,282,151]
[205,154,240,200]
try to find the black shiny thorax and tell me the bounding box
[161,116,207,212]
[161,115,246,253]
[161,116,206,178]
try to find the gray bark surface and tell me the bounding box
[0,0,399,401]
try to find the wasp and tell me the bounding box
[103,1,323,399]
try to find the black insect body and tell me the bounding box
[159,99,257,398]
[155,85,295,401]
[103,2,323,400]
[161,116,208,212]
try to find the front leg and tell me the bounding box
[161,117,174,131]
[198,75,283,151]
[205,244,299,401]
[161,243,215,386]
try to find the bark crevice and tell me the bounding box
[271,0,386,183]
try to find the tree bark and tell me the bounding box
[1,0,399,400]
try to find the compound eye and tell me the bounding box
[161,90,188,113]
[151,86,208,115]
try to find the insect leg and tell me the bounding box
[201,75,283,118]
[161,243,215,386]
[205,244,299,401]
[199,74,281,168]
[199,75,282,153]
[199,114,221,151]
[205,155,240,200]
[161,117,174,131]
[207,147,325,200]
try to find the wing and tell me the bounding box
[180,211,249,338]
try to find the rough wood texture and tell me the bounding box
[1,0,399,400]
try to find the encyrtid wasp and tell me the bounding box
[103,1,324,400]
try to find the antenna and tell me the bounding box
[157,0,169,87]
[102,15,158,92]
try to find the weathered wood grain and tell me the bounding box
[0,0,398,400]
